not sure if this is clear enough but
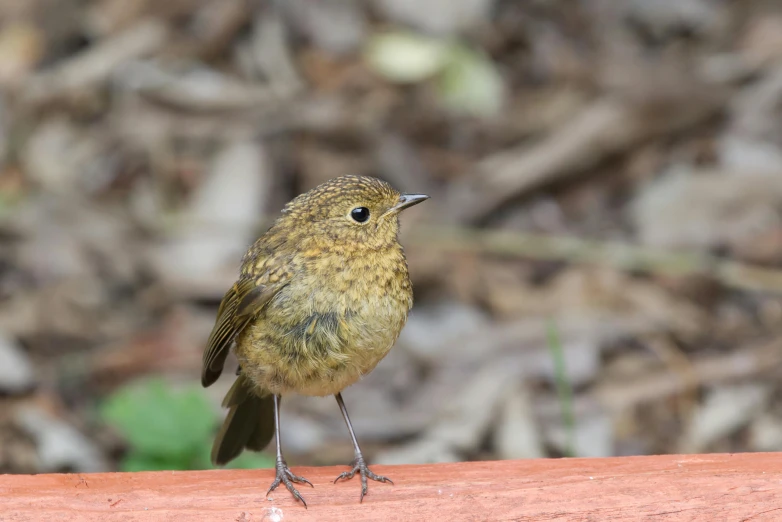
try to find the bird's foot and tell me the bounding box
[267,457,313,507]
[333,454,393,502]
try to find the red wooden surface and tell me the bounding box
[2,453,782,521]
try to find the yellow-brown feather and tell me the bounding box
[202,176,419,464]
[205,176,414,397]
[234,242,411,396]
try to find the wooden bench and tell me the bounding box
[2,453,780,520]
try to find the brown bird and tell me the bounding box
[201,175,428,506]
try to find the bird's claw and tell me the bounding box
[267,458,313,508]
[334,454,393,502]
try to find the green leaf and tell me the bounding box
[100,378,218,459]
[191,437,275,470]
[121,452,190,472]
[227,451,276,470]
[437,45,504,117]
[546,318,575,457]
[365,31,449,83]
[192,440,214,470]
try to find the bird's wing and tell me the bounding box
[201,275,287,387]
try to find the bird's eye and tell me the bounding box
[350,207,370,223]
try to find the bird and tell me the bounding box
[201,175,428,507]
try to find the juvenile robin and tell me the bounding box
[201,175,428,506]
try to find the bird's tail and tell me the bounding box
[211,373,275,466]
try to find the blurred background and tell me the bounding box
[2,0,782,475]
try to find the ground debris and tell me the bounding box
[3,0,782,473]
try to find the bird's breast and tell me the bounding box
[235,248,413,397]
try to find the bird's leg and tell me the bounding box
[333,392,393,502]
[266,394,313,507]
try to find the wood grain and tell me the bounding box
[2,453,782,521]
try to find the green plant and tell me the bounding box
[100,377,274,471]
[365,30,504,117]
[546,319,576,457]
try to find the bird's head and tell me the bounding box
[275,176,429,251]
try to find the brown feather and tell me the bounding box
[201,277,285,387]
[211,374,274,465]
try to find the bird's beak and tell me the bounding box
[383,193,430,218]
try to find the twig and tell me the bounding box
[22,20,169,105]
[409,226,782,294]
[592,339,782,412]
[443,90,726,223]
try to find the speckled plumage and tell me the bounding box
[201,176,427,504]
[203,175,412,397]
